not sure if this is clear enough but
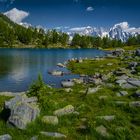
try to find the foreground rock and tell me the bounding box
[53,105,74,116]
[42,116,58,125]
[40,132,66,138]
[0,134,12,140]
[5,94,40,129]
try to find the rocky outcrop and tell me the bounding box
[4,94,40,129]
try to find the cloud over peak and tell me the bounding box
[4,8,29,24]
[86,6,94,11]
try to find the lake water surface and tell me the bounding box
[0,48,106,92]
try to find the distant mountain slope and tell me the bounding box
[67,22,140,42]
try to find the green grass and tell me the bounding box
[0,83,140,140]
[67,58,125,75]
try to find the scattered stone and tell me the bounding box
[5,94,40,129]
[61,81,74,88]
[132,90,140,98]
[73,78,84,84]
[30,136,38,140]
[115,101,127,105]
[87,86,101,94]
[135,48,140,56]
[64,88,73,93]
[107,63,113,66]
[42,116,58,125]
[57,63,66,68]
[129,101,140,107]
[40,132,66,138]
[127,78,140,87]
[116,80,127,86]
[96,125,109,137]
[128,62,138,69]
[97,115,115,121]
[121,83,136,89]
[99,96,108,100]
[49,70,63,76]
[116,75,129,80]
[116,91,128,97]
[0,134,12,140]
[53,105,74,116]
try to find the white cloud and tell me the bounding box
[114,22,129,30]
[86,6,94,11]
[4,8,29,24]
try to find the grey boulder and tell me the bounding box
[5,94,40,129]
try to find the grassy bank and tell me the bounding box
[0,47,140,139]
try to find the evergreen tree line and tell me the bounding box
[0,13,140,48]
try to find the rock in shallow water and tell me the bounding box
[4,94,40,129]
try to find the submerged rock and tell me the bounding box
[49,70,63,76]
[53,105,74,116]
[0,134,12,140]
[40,132,66,138]
[5,94,40,129]
[57,63,66,68]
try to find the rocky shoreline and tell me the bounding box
[0,47,140,139]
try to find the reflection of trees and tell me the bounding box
[0,56,13,78]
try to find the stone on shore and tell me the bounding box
[61,81,74,88]
[5,94,40,129]
[53,105,74,116]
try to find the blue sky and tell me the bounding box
[0,0,140,29]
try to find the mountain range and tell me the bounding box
[3,8,140,42]
[65,22,140,42]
